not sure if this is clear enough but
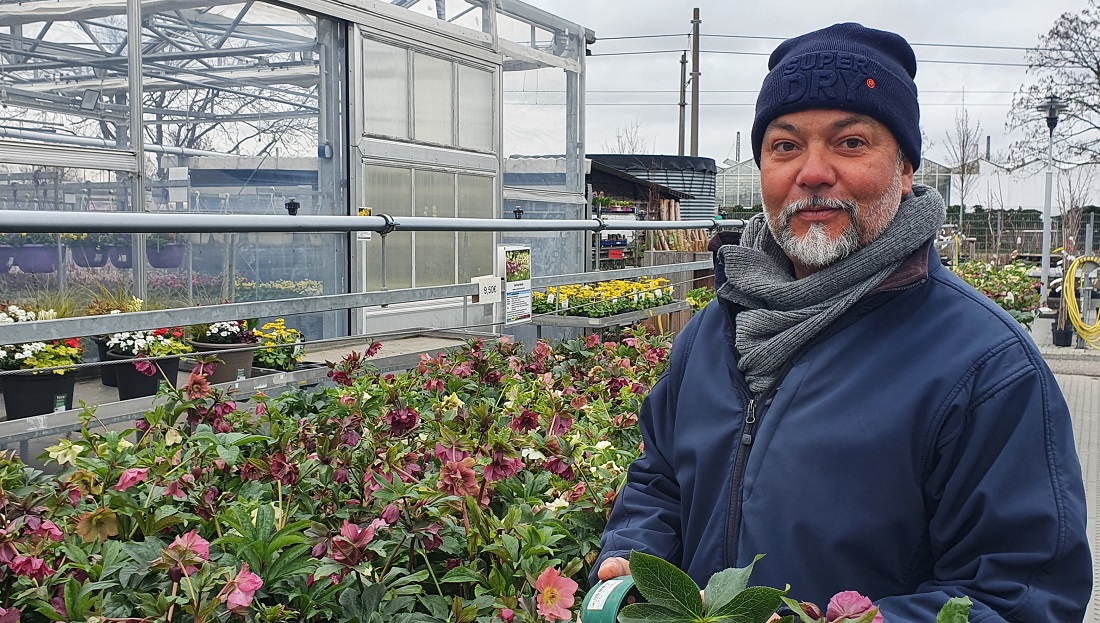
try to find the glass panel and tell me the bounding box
[0,10,130,147]
[363,39,410,139]
[414,170,456,287]
[139,3,347,341]
[457,174,494,282]
[458,65,494,152]
[364,165,412,290]
[413,53,454,146]
[503,67,566,189]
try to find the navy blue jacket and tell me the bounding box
[595,243,1092,622]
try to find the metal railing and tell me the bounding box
[0,210,738,345]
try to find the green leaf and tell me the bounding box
[439,566,485,585]
[703,554,764,615]
[629,551,704,618]
[617,603,697,623]
[216,444,241,465]
[710,585,787,621]
[780,598,821,623]
[935,596,973,623]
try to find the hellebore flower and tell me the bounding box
[510,409,539,433]
[827,591,883,623]
[223,563,264,613]
[331,520,375,566]
[156,529,211,577]
[484,451,523,482]
[0,606,20,623]
[10,556,55,580]
[385,407,420,436]
[112,467,149,491]
[270,453,299,486]
[535,566,578,621]
[439,458,479,498]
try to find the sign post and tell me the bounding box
[498,245,532,326]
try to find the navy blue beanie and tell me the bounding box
[750,22,921,169]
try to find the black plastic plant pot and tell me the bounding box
[107,352,180,401]
[2,371,76,419]
[580,577,643,623]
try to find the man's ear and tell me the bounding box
[900,156,915,195]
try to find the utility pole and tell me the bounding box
[678,51,687,156]
[690,7,700,157]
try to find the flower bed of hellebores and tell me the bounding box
[1,331,673,623]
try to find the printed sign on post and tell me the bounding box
[356,207,373,241]
[498,245,532,326]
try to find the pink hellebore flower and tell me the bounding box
[10,555,55,580]
[24,516,64,542]
[535,566,578,622]
[499,608,515,623]
[112,467,149,491]
[827,591,883,623]
[164,529,211,576]
[484,451,523,482]
[224,563,264,613]
[0,606,19,623]
[439,458,479,498]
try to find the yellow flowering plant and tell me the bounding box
[532,277,674,318]
[252,318,305,371]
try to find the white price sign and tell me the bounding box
[472,275,502,304]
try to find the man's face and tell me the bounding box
[759,109,914,276]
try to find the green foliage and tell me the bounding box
[686,287,715,313]
[620,551,785,623]
[952,261,1039,327]
[0,331,671,622]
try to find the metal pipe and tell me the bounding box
[689,7,700,157]
[0,210,742,234]
[0,127,230,157]
[127,0,147,300]
[1040,129,1055,305]
[0,260,714,345]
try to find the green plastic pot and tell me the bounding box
[580,577,643,623]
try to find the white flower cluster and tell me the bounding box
[107,330,175,356]
[0,305,56,367]
[206,321,243,338]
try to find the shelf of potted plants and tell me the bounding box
[0,304,83,419]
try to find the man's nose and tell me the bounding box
[794,145,837,190]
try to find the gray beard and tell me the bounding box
[770,196,861,268]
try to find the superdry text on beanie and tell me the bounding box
[750,22,921,169]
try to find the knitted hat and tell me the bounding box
[750,23,921,169]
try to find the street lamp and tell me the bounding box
[1037,94,1068,307]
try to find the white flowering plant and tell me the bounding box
[107,328,192,358]
[188,320,259,345]
[0,305,84,374]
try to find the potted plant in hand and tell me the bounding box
[188,320,258,384]
[0,304,83,419]
[146,232,186,269]
[252,318,305,372]
[106,328,191,400]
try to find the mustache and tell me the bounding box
[778,195,859,226]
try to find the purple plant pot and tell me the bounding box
[108,246,133,269]
[70,243,108,268]
[14,245,58,274]
[146,243,185,269]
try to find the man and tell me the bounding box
[592,23,1092,622]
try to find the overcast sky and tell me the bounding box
[524,0,1088,169]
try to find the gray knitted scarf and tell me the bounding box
[717,184,946,396]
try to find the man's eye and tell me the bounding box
[775,141,797,152]
[842,138,865,149]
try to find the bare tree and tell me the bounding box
[1057,165,1095,255]
[1008,1,1100,167]
[943,102,983,230]
[601,119,654,154]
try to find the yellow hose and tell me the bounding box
[1062,255,1100,349]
